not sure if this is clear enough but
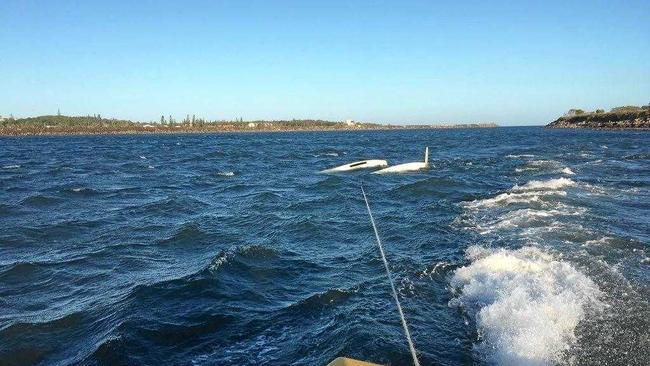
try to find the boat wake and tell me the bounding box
[455,170,650,365]
[450,246,604,366]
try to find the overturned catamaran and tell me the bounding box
[373,147,429,174]
[321,159,388,173]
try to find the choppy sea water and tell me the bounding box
[0,127,648,366]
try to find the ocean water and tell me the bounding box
[0,127,648,366]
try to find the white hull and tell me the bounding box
[373,162,427,174]
[321,159,388,173]
[373,147,429,174]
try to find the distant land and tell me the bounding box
[0,114,498,136]
[547,105,650,129]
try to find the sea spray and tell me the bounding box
[450,246,603,365]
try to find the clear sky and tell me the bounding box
[1,0,648,125]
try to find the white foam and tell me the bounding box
[529,160,560,167]
[513,177,576,191]
[466,190,567,209]
[506,154,535,159]
[209,252,229,271]
[317,152,339,157]
[450,246,603,365]
[216,171,235,177]
[515,167,537,173]
[139,156,147,160]
[476,206,585,234]
[561,167,575,175]
[2,164,20,169]
[583,236,613,247]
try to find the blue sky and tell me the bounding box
[1,0,648,125]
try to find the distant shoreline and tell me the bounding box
[0,125,499,137]
[0,115,498,136]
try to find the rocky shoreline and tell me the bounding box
[547,108,649,129]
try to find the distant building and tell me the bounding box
[344,119,355,126]
[248,122,257,128]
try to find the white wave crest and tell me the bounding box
[529,160,560,167]
[2,164,20,169]
[466,190,567,209]
[562,167,575,175]
[216,171,235,177]
[513,177,576,191]
[506,154,535,159]
[515,167,537,173]
[316,152,339,157]
[209,252,229,271]
[476,206,585,234]
[450,246,603,365]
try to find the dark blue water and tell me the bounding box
[1,128,648,366]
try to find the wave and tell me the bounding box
[215,171,235,177]
[67,187,101,195]
[0,202,12,215]
[515,160,561,171]
[316,152,340,157]
[623,152,650,160]
[132,196,209,216]
[513,177,576,191]
[2,164,20,169]
[20,194,63,206]
[562,167,575,175]
[476,206,586,234]
[0,261,43,280]
[419,261,456,279]
[465,190,567,209]
[158,222,208,245]
[506,154,535,159]
[315,149,345,157]
[514,167,537,173]
[465,177,577,210]
[449,246,603,365]
[209,245,280,272]
[287,288,357,311]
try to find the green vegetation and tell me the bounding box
[0,113,498,136]
[548,105,650,129]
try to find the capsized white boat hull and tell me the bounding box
[373,162,428,174]
[374,147,429,174]
[321,159,388,173]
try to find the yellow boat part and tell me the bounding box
[327,357,382,366]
